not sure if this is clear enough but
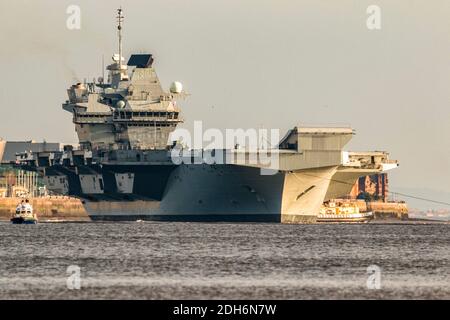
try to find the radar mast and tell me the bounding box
[117,7,124,78]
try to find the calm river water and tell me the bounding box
[0,221,449,299]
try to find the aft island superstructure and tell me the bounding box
[17,9,398,223]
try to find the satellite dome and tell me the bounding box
[170,81,183,94]
[116,100,126,108]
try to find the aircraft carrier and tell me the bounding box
[16,9,399,223]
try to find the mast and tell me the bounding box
[117,7,124,77]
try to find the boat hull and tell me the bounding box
[82,164,285,222]
[10,217,38,224]
[39,159,378,223]
[317,212,373,223]
[77,164,337,223]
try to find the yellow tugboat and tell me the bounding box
[11,199,38,224]
[317,200,373,223]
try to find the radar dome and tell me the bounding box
[170,81,183,94]
[116,100,126,108]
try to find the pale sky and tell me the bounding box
[1,0,449,206]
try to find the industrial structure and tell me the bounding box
[0,140,60,198]
[349,173,389,201]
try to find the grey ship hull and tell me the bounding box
[28,148,397,223]
[60,164,285,222]
[21,130,397,224]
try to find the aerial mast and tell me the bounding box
[117,7,124,78]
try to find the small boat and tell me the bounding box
[317,200,373,223]
[11,200,38,224]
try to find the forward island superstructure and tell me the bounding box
[16,9,398,223]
